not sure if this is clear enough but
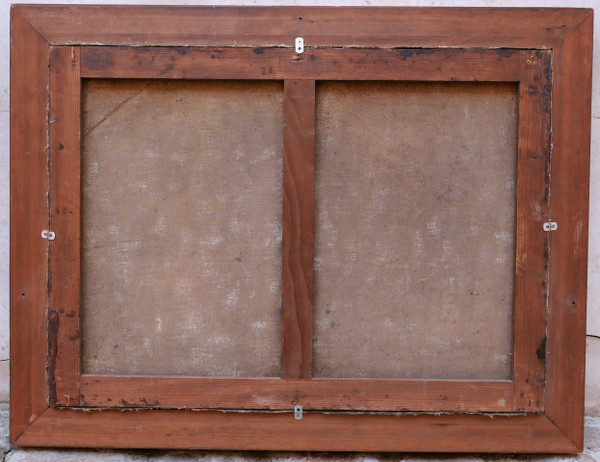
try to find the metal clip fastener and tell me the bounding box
[543,222,558,232]
[294,405,303,420]
[295,37,304,54]
[41,230,56,240]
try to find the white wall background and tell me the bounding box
[0,0,598,414]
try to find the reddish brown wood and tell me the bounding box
[80,376,513,412]
[80,46,521,82]
[17,408,578,452]
[10,5,593,453]
[512,50,551,412]
[545,11,593,451]
[9,7,51,443]
[281,80,315,380]
[18,5,587,49]
[48,46,82,407]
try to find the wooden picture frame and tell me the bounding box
[10,5,592,452]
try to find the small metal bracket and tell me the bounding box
[543,222,558,232]
[294,405,303,420]
[295,37,304,54]
[41,230,56,241]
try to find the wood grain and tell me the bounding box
[545,11,593,451]
[511,50,552,412]
[9,6,51,443]
[17,408,578,453]
[10,4,593,453]
[18,5,588,49]
[281,80,315,380]
[48,46,81,407]
[80,46,521,82]
[80,375,513,413]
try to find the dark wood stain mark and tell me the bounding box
[84,51,113,71]
[47,310,59,405]
[536,336,547,361]
[140,397,160,407]
[174,47,189,55]
[496,49,518,58]
[396,49,414,61]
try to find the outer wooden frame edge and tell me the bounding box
[18,409,579,453]
[10,6,51,443]
[17,5,590,49]
[10,5,593,453]
[545,11,594,449]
